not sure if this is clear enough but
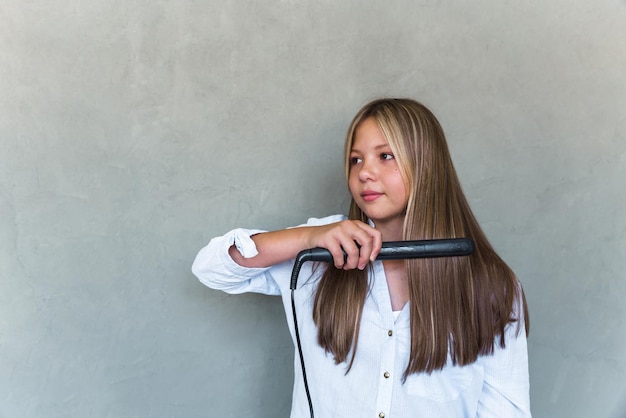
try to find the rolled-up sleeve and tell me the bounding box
[191,228,282,295]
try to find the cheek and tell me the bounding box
[348,182,360,200]
[395,177,410,205]
[348,170,358,188]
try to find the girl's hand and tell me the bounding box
[306,220,382,270]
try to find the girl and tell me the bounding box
[192,98,531,417]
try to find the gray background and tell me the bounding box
[1,1,625,417]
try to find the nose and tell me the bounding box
[358,158,376,182]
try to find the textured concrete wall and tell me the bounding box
[1,1,625,417]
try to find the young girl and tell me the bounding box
[192,98,531,417]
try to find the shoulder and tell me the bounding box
[299,214,347,227]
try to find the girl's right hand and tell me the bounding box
[306,220,382,270]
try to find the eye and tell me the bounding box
[381,153,394,160]
[350,156,362,165]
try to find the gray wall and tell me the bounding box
[1,1,625,417]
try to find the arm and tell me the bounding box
[191,216,382,294]
[228,219,382,271]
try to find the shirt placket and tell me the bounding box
[372,261,397,418]
[375,324,397,418]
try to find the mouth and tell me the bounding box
[361,190,383,202]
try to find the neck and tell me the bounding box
[375,221,404,242]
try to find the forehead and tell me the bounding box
[351,118,389,150]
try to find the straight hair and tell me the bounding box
[312,98,529,379]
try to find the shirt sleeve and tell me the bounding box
[191,214,347,296]
[476,289,532,417]
[191,227,283,295]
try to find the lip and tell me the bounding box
[360,190,383,202]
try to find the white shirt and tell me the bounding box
[192,215,531,418]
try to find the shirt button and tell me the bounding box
[379,413,385,418]
[384,371,390,378]
[388,330,393,336]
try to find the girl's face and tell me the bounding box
[348,117,408,236]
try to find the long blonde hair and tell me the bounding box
[313,98,529,378]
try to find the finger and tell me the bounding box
[350,231,372,270]
[356,241,371,270]
[325,242,346,269]
[368,228,383,262]
[340,237,361,270]
[345,224,375,270]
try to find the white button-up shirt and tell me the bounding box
[192,215,531,417]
